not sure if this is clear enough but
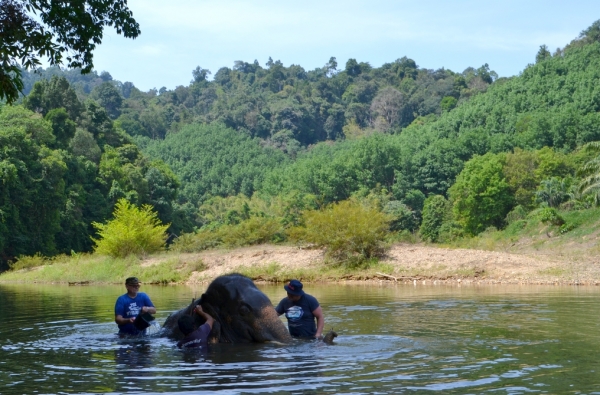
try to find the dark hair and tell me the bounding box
[178,315,195,336]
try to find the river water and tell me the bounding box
[0,282,599,394]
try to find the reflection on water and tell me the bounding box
[1,282,600,394]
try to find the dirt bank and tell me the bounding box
[173,243,600,286]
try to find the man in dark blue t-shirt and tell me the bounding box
[114,277,156,336]
[275,279,324,339]
[177,305,215,349]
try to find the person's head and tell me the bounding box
[125,277,141,295]
[284,279,304,301]
[178,315,196,336]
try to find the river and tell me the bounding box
[0,282,599,394]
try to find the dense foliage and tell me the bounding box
[288,199,391,265]
[21,56,497,149]
[0,76,177,269]
[6,21,600,269]
[139,123,288,208]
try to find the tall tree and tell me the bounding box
[0,0,139,104]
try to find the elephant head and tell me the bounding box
[163,273,292,344]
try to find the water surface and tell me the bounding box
[1,282,599,394]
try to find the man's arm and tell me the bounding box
[195,305,215,329]
[115,314,134,325]
[312,306,325,339]
[142,306,156,314]
[142,295,157,314]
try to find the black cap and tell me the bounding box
[284,279,305,296]
[125,277,140,285]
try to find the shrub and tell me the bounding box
[538,207,565,226]
[437,221,465,243]
[288,199,391,264]
[419,195,452,242]
[383,200,418,232]
[505,205,527,224]
[9,253,47,271]
[559,223,576,234]
[92,198,169,258]
[535,177,571,208]
[169,230,222,253]
[221,216,285,247]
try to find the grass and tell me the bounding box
[449,206,600,257]
[0,253,207,284]
[537,267,568,277]
[4,206,600,285]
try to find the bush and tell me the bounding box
[92,199,169,258]
[505,205,528,224]
[537,207,565,226]
[419,195,452,242]
[288,199,391,264]
[383,200,418,232]
[169,230,222,253]
[9,253,47,271]
[437,221,465,243]
[220,216,285,247]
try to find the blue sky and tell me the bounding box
[91,0,600,91]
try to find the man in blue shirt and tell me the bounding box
[275,279,324,339]
[114,277,156,336]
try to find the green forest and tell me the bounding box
[3,20,600,271]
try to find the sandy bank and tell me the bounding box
[165,243,600,286]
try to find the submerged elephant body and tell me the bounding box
[163,274,292,344]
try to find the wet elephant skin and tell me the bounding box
[163,274,292,344]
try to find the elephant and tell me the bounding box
[163,273,293,344]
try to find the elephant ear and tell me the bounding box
[185,298,195,315]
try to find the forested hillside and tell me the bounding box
[21,55,497,148]
[4,21,600,268]
[0,78,178,269]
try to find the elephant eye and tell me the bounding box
[239,304,252,316]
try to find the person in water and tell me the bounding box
[114,277,156,336]
[177,305,215,349]
[275,279,324,340]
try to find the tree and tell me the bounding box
[324,56,338,77]
[23,76,84,119]
[345,58,362,77]
[370,87,405,132]
[578,19,600,44]
[535,177,571,208]
[92,198,169,258]
[0,0,140,104]
[448,153,514,235]
[419,195,451,242]
[90,82,123,119]
[192,66,211,84]
[577,141,600,204]
[536,45,552,63]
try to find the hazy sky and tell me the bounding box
[91,0,600,91]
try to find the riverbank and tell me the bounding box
[2,241,599,286]
[156,242,600,286]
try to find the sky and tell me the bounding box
[91,0,600,92]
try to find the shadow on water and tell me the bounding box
[1,283,600,394]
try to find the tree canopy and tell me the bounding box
[0,0,139,104]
